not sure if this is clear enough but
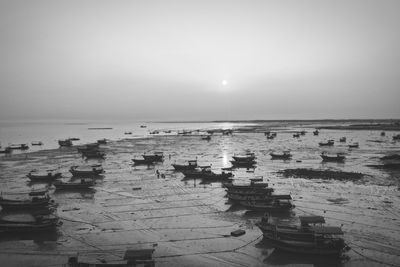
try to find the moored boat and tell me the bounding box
[172,160,198,171]
[58,139,73,147]
[142,151,164,162]
[239,197,294,212]
[321,152,345,162]
[0,147,11,154]
[31,141,43,146]
[0,194,53,210]
[0,214,60,233]
[69,165,104,177]
[8,144,29,150]
[54,179,95,190]
[348,142,359,148]
[339,137,347,143]
[313,129,319,136]
[319,140,334,146]
[27,170,62,181]
[97,139,107,144]
[182,166,233,180]
[270,151,292,160]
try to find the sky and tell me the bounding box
[0,0,399,121]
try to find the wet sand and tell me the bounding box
[0,126,400,267]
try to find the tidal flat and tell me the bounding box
[0,123,399,267]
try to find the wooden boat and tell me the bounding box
[321,152,345,162]
[69,165,104,177]
[172,160,198,171]
[348,142,359,148]
[124,131,132,135]
[266,135,275,140]
[339,137,347,143]
[142,152,164,162]
[313,130,319,136]
[69,137,80,141]
[31,141,43,146]
[319,140,334,146]
[232,152,256,162]
[270,151,292,160]
[8,144,29,150]
[264,131,271,136]
[223,178,269,190]
[293,133,300,138]
[149,130,159,134]
[54,179,94,190]
[182,166,233,180]
[393,134,400,140]
[256,215,327,241]
[202,135,211,140]
[0,195,53,210]
[59,139,73,147]
[239,197,294,212]
[227,190,281,202]
[140,125,147,128]
[0,147,11,154]
[81,150,106,159]
[300,130,306,135]
[97,139,107,144]
[132,158,155,165]
[0,214,60,233]
[27,170,62,181]
[260,218,346,256]
[230,160,256,167]
[381,132,385,136]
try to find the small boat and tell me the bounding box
[339,137,347,143]
[0,194,53,210]
[97,139,107,144]
[232,152,256,162]
[319,140,334,146]
[300,130,306,135]
[202,135,211,141]
[58,139,73,147]
[257,215,328,241]
[348,142,359,148]
[239,197,294,212]
[293,133,300,138]
[140,125,147,128]
[8,144,29,150]
[381,132,385,136]
[222,130,233,135]
[223,178,269,190]
[69,165,104,177]
[260,219,346,256]
[264,131,271,136]
[124,131,132,135]
[321,152,345,162]
[182,166,233,180]
[142,152,164,162]
[0,147,11,154]
[54,179,95,190]
[393,134,400,141]
[230,160,257,167]
[313,130,319,136]
[266,135,275,140]
[27,170,62,181]
[31,141,43,146]
[270,151,292,160]
[81,150,106,159]
[69,137,80,141]
[132,158,156,165]
[149,130,159,134]
[172,160,198,171]
[0,214,60,233]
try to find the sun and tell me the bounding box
[222,80,228,86]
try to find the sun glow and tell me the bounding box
[222,80,228,86]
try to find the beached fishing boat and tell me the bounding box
[293,133,300,138]
[0,194,53,210]
[266,134,275,140]
[270,151,292,160]
[300,130,306,135]
[182,166,233,180]
[232,152,256,162]
[321,152,345,162]
[27,170,62,181]
[256,215,328,241]
[31,141,43,146]
[124,131,132,135]
[319,140,334,146]
[97,139,107,144]
[227,190,282,202]
[54,179,95,190]
[69,165,104,177]
[202,135,211,140]
[348,142,359,148]
[0,214,60,233]
[172,160,198,171]
[339,137,347,143]
[223,178,268,190]
[142,152,164,162]
[81,150,106,159]
[239,197,294,212]
[8,144,29,150]
[313,129,319,135]
[58,139,73,147]
[132,158,156,165]
[260,217,346,256]
[230,160,257,167]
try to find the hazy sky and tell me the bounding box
[0,0,399,121]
